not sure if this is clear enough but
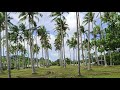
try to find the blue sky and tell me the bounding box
[1,12,107,61]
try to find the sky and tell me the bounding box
[1,12,107,61]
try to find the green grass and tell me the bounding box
[0,65,120,78]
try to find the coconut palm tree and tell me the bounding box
[33,44,40,68]
[54,33,62,65]
[91,25,100,65]
[66,39,72,64]
[18,12,42,74]
[83,12,94,70]
[50,12,69,68]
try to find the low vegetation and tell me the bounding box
[0,65,120,78]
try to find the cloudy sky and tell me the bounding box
[2,12,107,61]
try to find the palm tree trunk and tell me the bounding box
[59,50,61,66]
[84,34,87,66]
[76,12,81,76]
[17,41,19,70]
[29,18,35,74]
[44,48,47,67]
[36,36,39,68]
[27,42,30,68]
[69,48,71,65]
[73,48,75,65]
[15,51,17,69]
[23,35,25,69]
[88,14,91,70]
[46,49,49,67]
[42,46,44,66]
[63,37,66,68]
[100,12,103,66]
[0,27,3,73]
[104,50,107,66]
[75,46,77,65]
[60,15,63,67]
[2,33,5,69]
[95,37,100,65]
[5,12,11,78]
[110,50,112,66]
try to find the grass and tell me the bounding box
[0,65,120,78]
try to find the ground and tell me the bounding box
[0,65,120,78]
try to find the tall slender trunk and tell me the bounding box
[60,15,63,67]
[84,34,87,66]
[15,51,17,69]
[23,35,25,69]
[17,41,19,70]
[69,48,71,65]
[42,46,44,66]
[27,42,30,68]
[19,51,21,68]
[79,21,85,66]
[76,46,77,65]
[110,50,112,66]
[46,48,49,67]
[5,12,11,78]
[0,27,3,73]
[63,37,66,68]
[2,32,5,69]
[59,50,61,66]
[29,17,35,74]
[73,48,75,65]
[88,13,91,70]
[95,36,100,65]
[76,12,81,76]
[48,49,49,66]
[104,50,107,66]
[44,48,47,67]
[36,36,39,68]
[99,12,103,65]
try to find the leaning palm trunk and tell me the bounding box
[5,12,11,78]
[0,27,3,73]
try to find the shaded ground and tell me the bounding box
[0,65,120,78]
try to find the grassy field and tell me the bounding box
[0,65,120,78]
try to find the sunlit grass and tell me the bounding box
[0,65,120,78]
